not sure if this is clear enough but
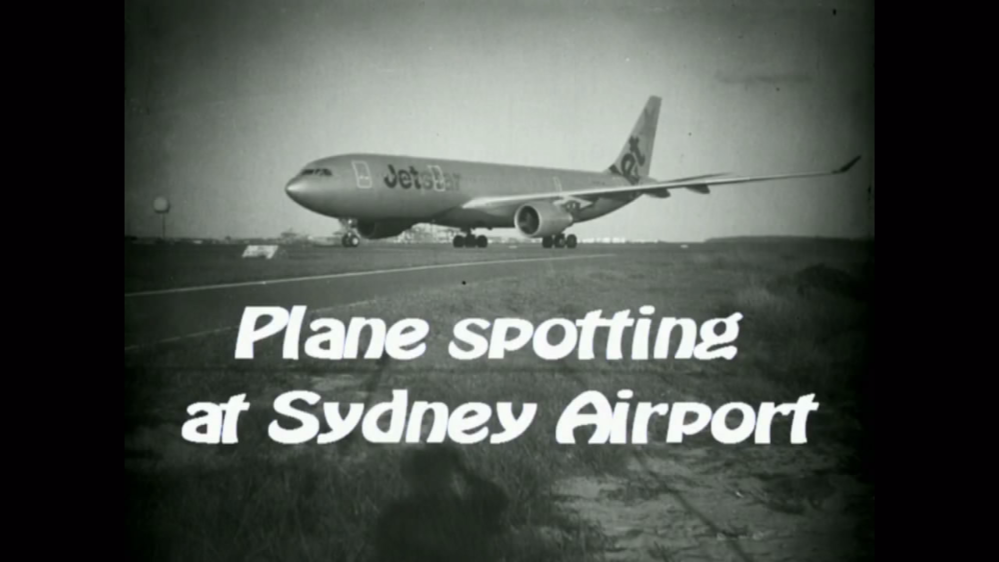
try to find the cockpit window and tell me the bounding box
[300,168,333,177]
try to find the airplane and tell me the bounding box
[284,96,860,249]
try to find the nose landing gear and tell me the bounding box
[338,218,360,248]
[341,232,360,247]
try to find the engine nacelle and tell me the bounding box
[514,201,574,238]
[355,220,412,239]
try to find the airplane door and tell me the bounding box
[351,160,372,189]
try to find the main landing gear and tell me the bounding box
[541,233,577,249]
[448,230,578,249]
[453,231,488,248]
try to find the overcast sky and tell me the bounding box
[124,0,874,242]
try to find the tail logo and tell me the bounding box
[609,136,645,185]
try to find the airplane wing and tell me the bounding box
[461,156,861,210]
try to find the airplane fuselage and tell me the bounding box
[283,95,857,249]
[284,153,637,231]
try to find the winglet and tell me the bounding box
[837,155,862,173]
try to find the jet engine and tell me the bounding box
[514,201,574,238]
[355,220,412,239]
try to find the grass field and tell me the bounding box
[124,241,597,294]
[125,239,874,561]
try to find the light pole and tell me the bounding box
[153,196,170,240]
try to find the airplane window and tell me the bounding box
[301,169,315,176]
[322,169,333,176]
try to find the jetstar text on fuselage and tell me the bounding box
[383,164,462,192]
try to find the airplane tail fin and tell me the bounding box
[607,95,661,185]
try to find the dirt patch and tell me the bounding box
[554,443,868,561]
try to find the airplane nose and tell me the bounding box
[285,178,312,204]
[285,177,328,212]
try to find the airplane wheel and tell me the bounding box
[476,235,488,248]
[554,234,566,248]
[542,236,553,249]
[453,235,465,248]
[342,233,360,247]
[566,234,577,249]
[351,234,360,247]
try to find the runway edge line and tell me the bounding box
[124,253,616,298]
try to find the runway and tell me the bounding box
[124,252,613,351]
